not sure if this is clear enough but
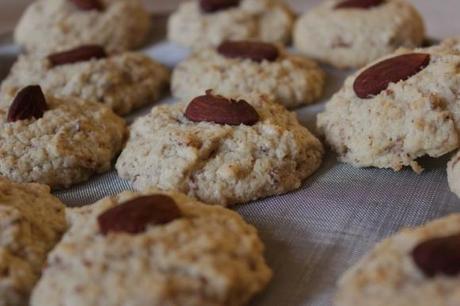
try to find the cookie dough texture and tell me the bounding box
[294,0,425,68]
[0,177,66,306]
[116,95,324,206]
[31,190,272,306]
[14,0,151,54]
[1,52,170,115]
[336,214,460,306]
[168,0,294,48]
[0,94,126,189]
[317,41,460,173]
[172,47,325,108]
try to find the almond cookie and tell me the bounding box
[294,0,425,69]
[172,41,325,109]
[14,0,151,54]
[1,46,170,116]
[336,214,460,306]
[31,189,272,306]
[0,86,126,189]
[116,91,324,206]
[0,177,66,306]
[317,40,460,173]
[168,0,294,49]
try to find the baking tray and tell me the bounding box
[0,14,458,306]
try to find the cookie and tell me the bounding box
[14,0,151,54]
[336,214,460,306]
[30,189,272,306]
[172,40,325,109]
[0,177,66,306]
[294,0,425,68]
[317,40,460,173]
[116,91,324,206]
[0,85,126,189]
[1,46,170,115]
[168,0,294,48]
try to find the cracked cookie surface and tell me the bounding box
[116,94,323,206]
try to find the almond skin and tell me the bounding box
[7,85,48,123]
[185,91,260,126]
[353,53,430,99]
[335,0,385,9]
[48,45,107,67]
[412,234,460,277]
[70,0,104,11]
[217,41,280,63]
[200,0,240,13]
[98,195,182,235]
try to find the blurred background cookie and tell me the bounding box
[294,0,425,68]
[0,45,170,115]
[168,0,295,48]
[172,40,325,108]
[14,0,151,54]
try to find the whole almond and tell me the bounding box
[98,195,182,235]
[411,234,460,277]
[335,0,385,9]
[48,45,107,67]
[185,91,260,126]
[200,0,240,13]
[217,41,280,63]
[353,53,430,99]
[70,0,103,11]
[7,85,48,123]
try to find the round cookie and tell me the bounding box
[317,41,460,173]
[172,40,325,109]
[30,190,272,306]
[0,177,66,306]
[14,0,151,54]
[116,92,324,206]
[336,214,460,306]
[168,0,294,48]
[1,46,170,116]
[0,86,126,189]
[294,0,425,69]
